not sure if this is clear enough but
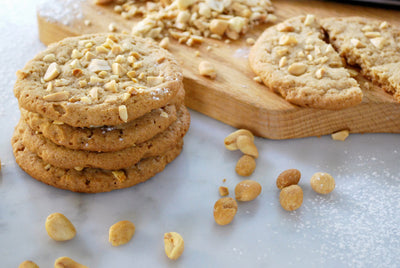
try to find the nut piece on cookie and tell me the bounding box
[14,34,183,128]
[43,63,61,82]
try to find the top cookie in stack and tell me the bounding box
[12,33,190,193]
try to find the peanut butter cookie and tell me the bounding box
[321,17,400,102]
[14,33,183,127]
[12,135,184,193]
[16,105,190,170]
[249,15,362,110]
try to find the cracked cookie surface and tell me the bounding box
[249,15,363,110]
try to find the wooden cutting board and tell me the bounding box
[37,0,400,139]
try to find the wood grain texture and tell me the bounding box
[37,0,400,139]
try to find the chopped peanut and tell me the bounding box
[109,220,136,246]
[198,61,216,79]
[164,232,185,260]
[45,213,76,241]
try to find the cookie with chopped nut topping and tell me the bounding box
[249,15,362,110]
[16,105,190,170]
[321,17,400,102]
[20,87,185,152]
[11,134,184,193]
[14,33,183,127]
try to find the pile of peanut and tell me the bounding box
[224,129,258,177]
[277,169,336,211]
[100,0,275,46]
[214,179,262,225]
[213,128,263,225]
[221,128,336,216]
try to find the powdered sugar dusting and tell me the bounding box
[38,0,84,26]
[285,150,400,267]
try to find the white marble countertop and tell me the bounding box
[1,1,400,267]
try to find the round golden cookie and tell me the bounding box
[249,15,362,110]
[20,86,185,152]
[16,105,190,170]
[14,33,183,127]
[12,136,184,193]
[21,105,177,152]
[321,17,400,102]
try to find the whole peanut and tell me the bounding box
[276,169,301,190]
[236,135,258,158]
[310,172,335,194]
[279,185,303,211]
[235,155,256,176]
[235,180,262,201]
[213,197,238,225]
[224,129,254,151]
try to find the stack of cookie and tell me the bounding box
[12,34,190,193]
